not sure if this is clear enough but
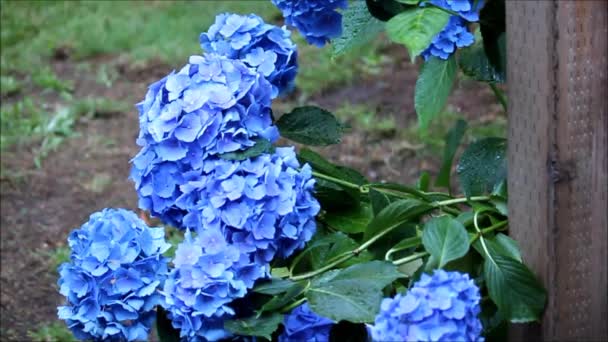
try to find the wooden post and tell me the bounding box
[507,0,607,340]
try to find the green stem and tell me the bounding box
[393,251,429,266]
[290,253,352,281]
[280,297,306,313]
[433,196,491,207]
[311,171,361,190]
[489,83,507,112]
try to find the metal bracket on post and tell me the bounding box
[507,1,607,340]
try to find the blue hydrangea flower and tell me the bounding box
[430,0,485,22]
[200,13,298,96]
[421,16,475,60]
[279,303,334,342]
[178,147,320,262]
[369,270,484,342]
[131,53,279,227]
[57,208,171,341]
[271,0,348,47]
[162,230,265,340]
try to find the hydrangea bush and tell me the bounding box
[58,1,546,341]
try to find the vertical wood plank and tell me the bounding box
[507,0,607,340]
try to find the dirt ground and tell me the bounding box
[0,51,499,340]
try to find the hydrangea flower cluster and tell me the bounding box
[271,0,348,47]
[430,0,485,22]
[200,13,298,97]
[162,230,264,340]
[178,147,320,262]
[279,303,334,342]
[57,209,170,341]
[131,53,279,228]
[421,0,484,60]
[369,270,483,342]
[421,16,475,60]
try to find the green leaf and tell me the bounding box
[473,233,522,263]
[459,31,506,83]
[457,137,507,197]
[292,232,372,273]
[415,55,457,131]
[364,199,432,241]
[369,188,391,216]
[365,0,412,22]
[421,216,470,268]
[333,1,385,56]
[219,138,273,161]
[436,119,468,188]
[306,261,403,322]
[484,254,546,322]
[479,0,506,76]
[258,282,306,314]
[386,7,450,60]
[299,148,367,186]
[416,171,431,191]
[396,0,420,4]
[254,278,296,295]
[224,313,284,340]
[324,202,373,234]
[277,106,345,146]
[313,179,359,211]
[157,307,180,342]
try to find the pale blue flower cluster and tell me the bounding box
[279,303,334,342]
[162,230,263,340]
[422,0,484,60]
[370,270,484,342]
[131,53,278,228]
[200,13,298,97]
[271,0,348,47]
[57,209,170,341]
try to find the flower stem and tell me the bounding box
[311,171,361,190]
[433,196,491,207]
[280,297,306,313]
[393,251,429,266]
[489,83,508,112]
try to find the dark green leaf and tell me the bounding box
[484,254,546,322]
[258,282,306,313]
[307,261,403,322]
[333,1,385,56]
[314,179,359,211]
[367,182,430,201]
[156,307,180,342]
[254,278,296,295]
[299,148,367,186]
[277,106,345,146]
[386,7,450,60]
[365,0,412,22]
[292,232,372,273]
[415,55,457,131]
[219,138,273,161]
[436,119,468,188]
[364,199,432,240]
[459,31,506,83]
[473,233,522,263]
[457,137,507,197]
[224,313,284,340]
[324,202,373,234]
[368,188,391,216]
[421,216,470,268]
[480,0,506,76]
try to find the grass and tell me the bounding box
[27,322,74,342]
[334,102,397,134]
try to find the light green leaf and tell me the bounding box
[385,7,450,60]
[364,199,432,241]
[333,1,385,57]
[456,137,507,197]
[306,261,403,322]
[421,216,470,268]
[324,202,373,234]
[484,254,546,322]
[415,55,457,131]
[396,0,420,4]
[277,106,345,146]
[224,313,284,340]
[436,119,467,188]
